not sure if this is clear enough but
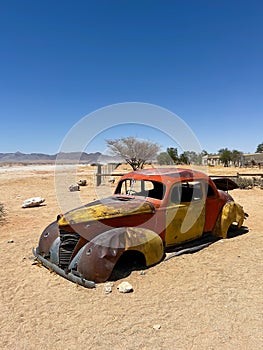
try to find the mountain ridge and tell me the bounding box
[0,151,122,164]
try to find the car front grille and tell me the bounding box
[59,230,80,269]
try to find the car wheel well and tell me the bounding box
[109,250,146,281]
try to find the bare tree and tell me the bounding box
[106,137,160,170]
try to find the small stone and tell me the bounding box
[69,184,80,192]
[105,282,113,294]
[7,239,14,243]
[140,270,146,275]
[153,324,161,330]
[117,281,133,293]
[77,179,87,186]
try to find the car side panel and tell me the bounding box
[204,196,224,232]
[165,201,205,246]
[204,181,226,232]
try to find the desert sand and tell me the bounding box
[0,164,262,350]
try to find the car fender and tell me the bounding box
[37,221,59,256]
[70,227,164,283]
[212,202,245,239]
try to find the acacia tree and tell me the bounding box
[157,152,173,165]
[158,149,207,165]
[167,147,179,164]
[231,149,243,166]
[179,152,190,164]
[218,148,232,167]
[256,142,263,153]
[106,137,160,170]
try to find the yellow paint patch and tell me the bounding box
[125,227,164,266]
[58,201,154,226]
[212,202,245,239]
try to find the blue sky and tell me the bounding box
[0,0,262,155]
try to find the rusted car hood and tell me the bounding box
[58,196,155,227]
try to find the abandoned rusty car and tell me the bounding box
[34,168,245,287]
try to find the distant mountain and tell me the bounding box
[0,151,123,164]
[0,151,54,162]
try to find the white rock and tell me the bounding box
[117,281,133,293]
[22,197,45,208]
[153,324,161,330]
[77,179,87,186]
[69,184,80,192]
[105,282,113,294]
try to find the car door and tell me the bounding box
[165,181,206,247]
[203,182,224,232]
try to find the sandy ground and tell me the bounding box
[0,164,262,350]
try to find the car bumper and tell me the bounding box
[32,248,96,289]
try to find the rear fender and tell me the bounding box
[212,202,245,239]
[71,227,164,283]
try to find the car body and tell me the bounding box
[34,168,245,287]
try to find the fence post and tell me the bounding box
[96,164,102,186]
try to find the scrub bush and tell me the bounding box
[0,202,5,223]
[235,177,254,189]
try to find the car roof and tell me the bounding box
[121,167,209,183]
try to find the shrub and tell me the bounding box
[235,177,254,189]
[0,202,5,223]
[252,176,263,187]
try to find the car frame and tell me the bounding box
[34,167,245,287]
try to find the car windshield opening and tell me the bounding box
[115,179,165,200]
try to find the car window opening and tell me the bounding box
[171,181,203,203]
